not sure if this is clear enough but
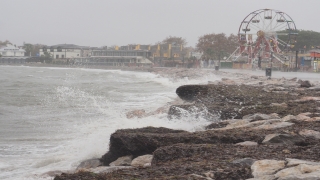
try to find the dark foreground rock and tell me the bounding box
[55,120,320,179]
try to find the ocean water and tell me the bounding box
[0,66,219,180]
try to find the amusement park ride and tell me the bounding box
[228,9,298,67]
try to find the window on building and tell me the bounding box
[56,55,59,59]
[57,47,62,52]
[61,55,64,58]
[50,47,54,52]
[77,54,79,56]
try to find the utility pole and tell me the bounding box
[295,50,299,72]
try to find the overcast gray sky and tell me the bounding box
[1,0,318,47]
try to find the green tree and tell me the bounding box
[23,43,45,56]
[196,33,237,59]
[278,30,320,51]
[161,36,187,46]
[0,40,11,46]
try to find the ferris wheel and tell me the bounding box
[231,9,297,64]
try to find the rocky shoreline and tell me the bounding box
[51,68,320,180]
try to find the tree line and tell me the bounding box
[2,29,320,60]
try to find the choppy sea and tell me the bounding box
[0,65,219,180]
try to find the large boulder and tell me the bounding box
[76,158,102,170]
[175,84,209,101]
[109,155,133,166]
[100,127,186,166]
[262,134,306,145]
[131,154,153,167]
[251,159,285,178]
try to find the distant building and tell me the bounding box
[72,47,153,66]
[189,51,202,59]
[0,44,25,57]
[39,44,91,59]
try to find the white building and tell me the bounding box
[39,44,91,59]
[0,44,25,57]
[189,51,203,59]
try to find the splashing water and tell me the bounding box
[0,66,220,180]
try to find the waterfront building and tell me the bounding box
[39,44,91,59]
[71,47,153,67]
[0,44,25,57]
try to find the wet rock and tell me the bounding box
[251,159,285,178]
[42,170,68,177]
[309,86,320,91]
[203,171,215,178]
[251,75,259,79]
[296,114,310,121]
[262,134,305,145]
[126,109,146,118]
[306,117,320,122]
[131,154,153,167]
[101,127,186,166]
[247,175,276,180]
[222,119,286,130]
[232,158,256,166]
[109,155,132,166]
[289,77,297,81]
[270,103,287,108]
[295,96,320,102]
[189,173,210,179]
[243,113,276,121]
[143,162,151,167]
[286,158,320,166]
[235,141,258,146]
[275,164,320,180]
[205,120,229,129]
[252,121,294,130]
[76,158,102,170]
[272,87,286,91]
[299,129,320,139]
[175,84,209,101]
[281,115,297,122]
[88,166,132,174]
[299,80,312,88]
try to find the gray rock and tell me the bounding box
[299,129,320,140]
[270,103,287,108]
[203,171,215,178]
[251,159,285,178]
[109,155,133,166]
[232,158,256,166]
[281,115,297,122]
[88,166,132,174]
[76,158,102,170]
[308,86,320,91]
[262,134,305,145]
[286,158,320,166]
[275,164,320,180]
[278,172,320,180]
[252,121,294,130]
[299,80,312,88]
[243,113,275,121]
[131,154,153,167]
[235,141,258,146]
[246,175,276,180]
